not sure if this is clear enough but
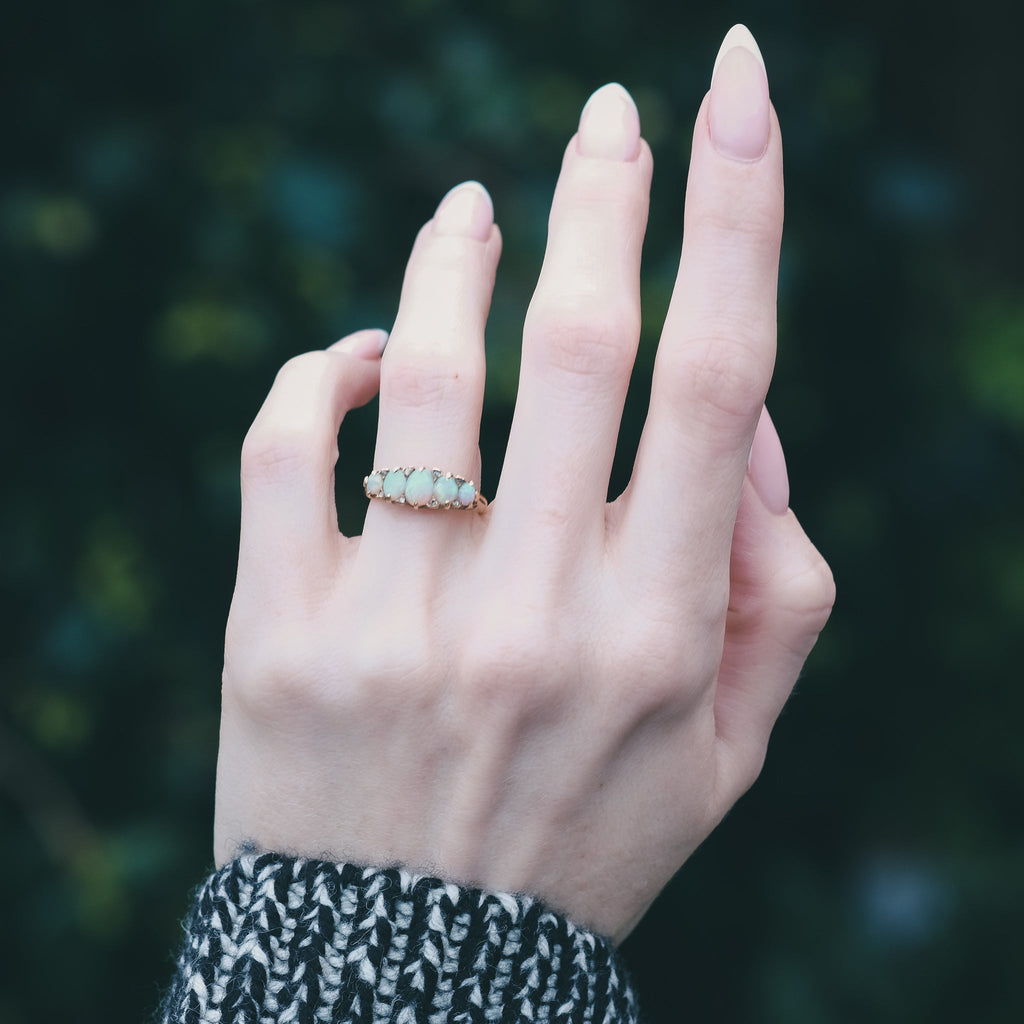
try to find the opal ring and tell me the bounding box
[364,467,488,511]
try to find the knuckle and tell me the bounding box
[779,552,837,634]
[525,290,639,382]
[240,422,315,482]
[224,620,321,721]
[341,649,432,717]
[226,614,438,727]
[528,499,574,535]
[345,619,433,695]
[586,570,727,719]
[382,348,483,412]
[457,610,569,720]
[240,353,333,483]
[270,350,332,396]
[612,618,719,717]
[664,333,770,426]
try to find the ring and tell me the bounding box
[364,467,488,511]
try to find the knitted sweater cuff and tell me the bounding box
[161,854,639,1024]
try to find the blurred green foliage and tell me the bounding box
[2,1,1022,1021]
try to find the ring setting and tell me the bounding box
[364,467,488,511]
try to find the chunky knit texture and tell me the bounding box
[161,854,638,1024]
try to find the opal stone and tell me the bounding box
[457,482,476,507]
[383,469,406,500]
[365,472,383,497]
[433,474,459,506]
[405,468,434,506]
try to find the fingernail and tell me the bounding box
[709,24,770,161]
[433,181,494,241]
[747,406,789,514]
[329,328,389,358]
[577,83,641,161]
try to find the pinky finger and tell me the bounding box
[237,330,386,590]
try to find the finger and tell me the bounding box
[237,331,385,589]
[366,182,501,539]
[620,25,784,592]
[713,408,836,801]
[495,84,652,538]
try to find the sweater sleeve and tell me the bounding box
[160,854,639,1024]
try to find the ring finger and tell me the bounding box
[363,181,502,551]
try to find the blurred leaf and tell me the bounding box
[2,192,97,256]
[963,296,1024,431]
[75,518,157,632]
[156,297,272,365]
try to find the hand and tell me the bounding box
[214,25,835,944]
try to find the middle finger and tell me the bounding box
[495,84,652,540]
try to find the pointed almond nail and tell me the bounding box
[433,181,494,241]
[709,25,771,161]
[577,83,641,161]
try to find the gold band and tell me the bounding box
[364,467,488,511]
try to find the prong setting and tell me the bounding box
[363,467,487,511]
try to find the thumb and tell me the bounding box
[713,406,836,799]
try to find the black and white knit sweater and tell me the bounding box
[161,854,639,1024]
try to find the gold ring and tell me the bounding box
[364,467,488,511]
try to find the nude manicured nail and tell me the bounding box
[709,24,770,161]
[329,328,389,358]
[577,83,641,161]
[748,406,790,514]
[433,181,494,241]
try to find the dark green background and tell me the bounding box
[2,1,1022,1021]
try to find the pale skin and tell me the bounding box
[214,25,836,945]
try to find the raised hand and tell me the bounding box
[214,24,834,944]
